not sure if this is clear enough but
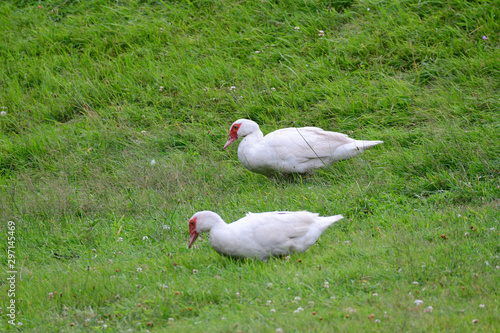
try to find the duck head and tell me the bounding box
[223,119,260,149]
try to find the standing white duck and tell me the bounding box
[188,210,343,261]
[223,119,383,176]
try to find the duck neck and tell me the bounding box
[240,129,264,149]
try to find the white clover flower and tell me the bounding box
[117,237,123,242]
[479,304,485,308]
[236,292,240,297]
[266,300,272,306]
[324,281,330,288]
[162,284,168,289]
[159,86,164,92]
[293,307,304,313]
[163,225,171,230]
[271,87,276,91]
[0,111,6,116]
[472,319,479,324]
[192,269,198,274]
[137,267,143,273]
[255,51,261,54]
[150,159,156,166]
[270,308,276,312]
[230,86,236,91]
[374,319,381,323]
[412,281,419,285]
[142,236,149,241]
[424,306,433,313]
[267,283,273,288]
[372,293,378,296]
[276,329,283,333]
[48,292,54,299]
[294,296,301,302]
[168,318,174,322]
[367,8,370,11]
[294,26,300,30]
[414,299,424,306]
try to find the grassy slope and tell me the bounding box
[0,0,499,331]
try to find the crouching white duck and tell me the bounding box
[223,119,383,176]
[188,210,343,261]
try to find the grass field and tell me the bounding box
[1,0,499,331]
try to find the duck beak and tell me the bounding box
[188,232,199,248]
[223,136,236,149]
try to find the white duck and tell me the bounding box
[188,210,343,261]
[223,119,383,176]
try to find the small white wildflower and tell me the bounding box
[485,261,489,266]
[367,8,370,11]
[285,256,290,261]
[294,296,301,302]
[424,306,433,313]
[255,50,261,54]
[324,281,330,288]
[372,293,378,296]
[472,319,479,324]
[267,283,273,288]
[414,299,424,306]
[270,308,276,312]
[168,318,174,322]
[276,328,283,333]
[162,284,168,289]
[266,300,272,306]
[374,319,381,323]
[103,324,107,328]
[141,130,147,134]
[110,276,115,279]
[293,307,304,313]
[308,301,314,305]
[236,292,240,297]
[193,269,198,274]
[318,30,325,37]
[137,267,143,273]
[465,232,470,237]
[159,28,163,33]
[163,225,171,230]
[330,296,336,299]
[0,111,6,116]
[48,292,54,299]
[17,322,23,326]
[458,214,461,217]
[159,86,164,92]
[271,87,276,91]
[412,281,419,285]
[384,311,389,318]
[496,266,500,270]
[344,241,351,244]
[295,273,299,277]
[479,304,485,308]
[142,236,149,241]
[230,86,236,91]
[294,26,300,30]
[117,237,123,242]
[150,159,156,166]
[490,227,495,231]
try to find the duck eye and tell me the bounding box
[233,125,238,130]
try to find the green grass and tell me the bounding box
[1,0,499,331]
